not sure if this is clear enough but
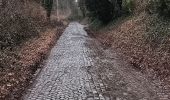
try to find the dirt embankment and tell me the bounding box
[0,0,67,99]
[0,23,66,100]
[88,12,170,82]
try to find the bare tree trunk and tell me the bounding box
[56,0,59,21]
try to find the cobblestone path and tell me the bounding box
[24,22,163,100]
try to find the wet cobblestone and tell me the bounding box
[24,23,111,100]
[24,22,165,100]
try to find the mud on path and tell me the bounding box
[23,22,166,100]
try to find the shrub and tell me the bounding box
[42,0,53,18]
[148,0,170,17]
[85,0,114,23]
[84,0,136,24]
[145,15,170,48]
[0,0,46,49]
[122,0,135,14]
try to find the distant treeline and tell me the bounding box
[78,0,170,23]
[78,0,134,23]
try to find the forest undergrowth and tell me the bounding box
[88,0,170,81]
[0,0,66,99]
